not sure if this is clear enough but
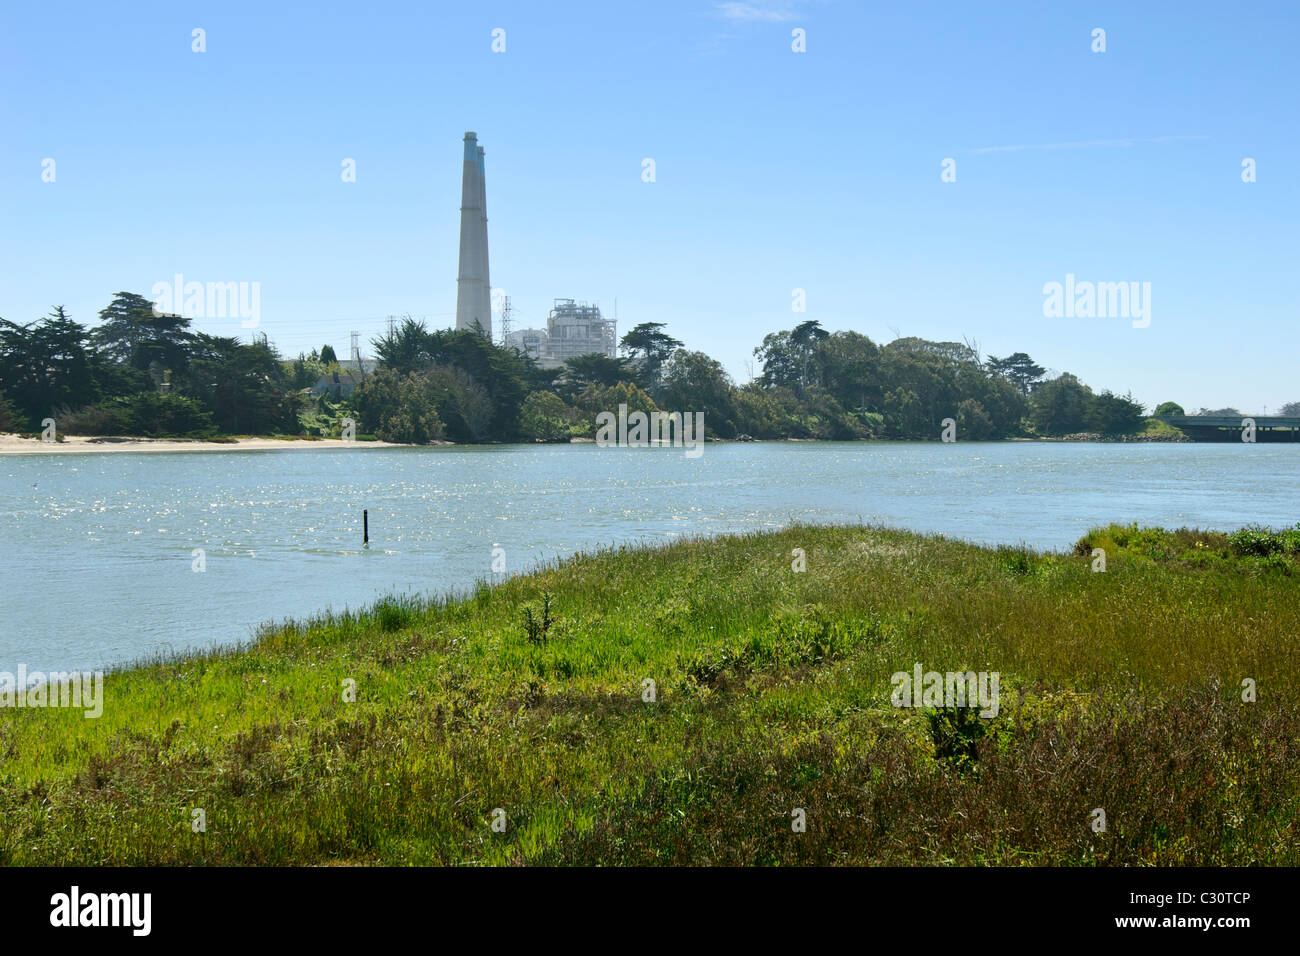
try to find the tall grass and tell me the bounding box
[2,523,1297,865]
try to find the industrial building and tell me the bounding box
[506,299,617,369]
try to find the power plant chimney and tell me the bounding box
[456,131,491,338]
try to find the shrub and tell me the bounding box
[956,397,995,440]
[1232,526,1277,557]
[352,368,447,444]
[1229,524,1300,558]
[572,382,659,437]
[521,592,556,645]
[118,392,215,436]
[926,705,991,771]
[56,403,132,436]
[519,391,572,442]
[58,393,214,437]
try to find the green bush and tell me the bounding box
[519,391,572,442]
[521,592,556,645]
[55,403,132,435]
[352,368,448,444]
[1229,524,1300,557]
[58,393,214,437]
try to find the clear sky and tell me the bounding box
[2,0,1296,412]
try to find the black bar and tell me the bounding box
[1,866,1272,941]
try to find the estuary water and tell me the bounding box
[2,441,1296,673]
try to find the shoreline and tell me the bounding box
[0,434,406,455]
[0,431,1193,455]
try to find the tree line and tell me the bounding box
[0,293,306,437]
[1,294,1166,442]
[333,318,1152,442]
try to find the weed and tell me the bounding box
[522,592,556,645]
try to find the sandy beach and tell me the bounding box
[0,434,405,455]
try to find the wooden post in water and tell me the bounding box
[363,509,369,547]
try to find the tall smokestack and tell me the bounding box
[456,132,491,337]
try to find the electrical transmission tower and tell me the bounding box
[499,295,513,346]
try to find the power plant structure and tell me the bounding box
[455,131,492,338]
[506,299,618,369]
[454,132,616,363]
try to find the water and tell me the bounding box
[2,441,1297,673]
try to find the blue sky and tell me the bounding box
[2,0,1296,411]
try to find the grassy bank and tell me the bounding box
[3,523,1298,865]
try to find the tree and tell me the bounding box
[1028,374,1092,435]
[0,307,97,422]
[290,352,329,390]
[425,366,494,441]
[790,320,829,390]
[753,330,801,390]
[878,342,958,434]
[816,331,881,412]
[985,352,1046,395]
[573,381,658,418]
[319,344,338,365]
[371,322,536,440]
[559,353,635,398]
[660,350,736,437]
[351,369,445,444]
[0,389,16,432]
[519,391,573,442]
[619,322,682,395]
[1154,401,1185,417]
[956,397,996,440]
[185,334,300,434]
[890,337,979,364]
[100,393,214,437]
[733,383,806,439]
[372,318,433,375]
[1085,391,1145,434]
[882,387,925,438]
[1278,402,1300,416]
[955,363,1027,438]
[799,389,868,440]
[91,292,192,375]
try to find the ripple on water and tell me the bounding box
[2,442,1299,672]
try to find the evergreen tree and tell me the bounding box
[985,352,1046,395]
[91,292,192,373]
[619,322,682,395]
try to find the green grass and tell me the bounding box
[1078,521,1300,573]
[1136,416,1187,439]
[2,523,1298,865]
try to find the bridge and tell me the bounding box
[1162,415,1300,442]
